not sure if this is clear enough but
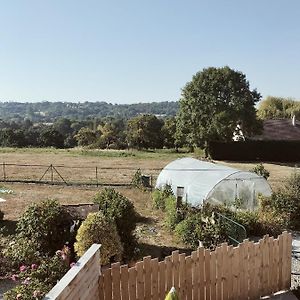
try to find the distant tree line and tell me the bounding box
[0,101,178,123]
[0,115,178,149]
[1,67,295,153]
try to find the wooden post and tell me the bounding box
[3,162,6,181]
[96,167,98,187]
[50,164,53,184]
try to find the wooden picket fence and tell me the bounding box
[45,232,292,300]
[99,232,292,300]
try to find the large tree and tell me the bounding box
[126,114,164,149]
[176,66,261,152]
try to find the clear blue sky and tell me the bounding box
[0,1,299,104]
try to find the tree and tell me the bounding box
[176,66,262,153]
[74,127,97,146]
[126,114,164,149]
[162,117,177,149]
[39,127,65,148]
[257,96,300,120]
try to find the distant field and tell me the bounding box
[0,147,298,257]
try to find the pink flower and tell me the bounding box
[19,265,27,272]
[33,290,41,298]
[70,262,76,268]
[31,263,38,270]
[22,277,30,285]
[11,274,19,281]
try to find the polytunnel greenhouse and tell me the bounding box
[155,158,272,210]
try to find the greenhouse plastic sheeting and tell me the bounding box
[155,158,272,209]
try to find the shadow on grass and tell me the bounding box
[0,220,17,236]
[135,213,155,225]
[137,242,193,261]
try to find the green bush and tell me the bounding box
[16,199,71,255]
[175,212,226,249]
[265,172,300,229]
[3,236,42,267]
[250,163,270,180]
[4,250,70,300]
[152,186,173,210]
[93,188,137,259]
[165,196,187,230]
[74,212,122,265]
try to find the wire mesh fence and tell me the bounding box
[0,162,161,187]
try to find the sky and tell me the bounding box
[0,1,299,104]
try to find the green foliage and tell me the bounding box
[16,199,71,256]
[152,186,174,210]
[74,212,122,265]
[175,212,226,249]
[4,250,70,300]
[74,127,97,146]
[257,96,300,120]
[176,66,262,151]
[250,163,270,179]
[131,169,143,188]
[126,114,164,149]
[3,237,42,267]
[265,172,300,229]
[93,188,137,259]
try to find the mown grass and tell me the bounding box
[0,147,199,160]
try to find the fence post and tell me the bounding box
[50,164,53,184]
[3,162,6,181]
[96,167,98,187]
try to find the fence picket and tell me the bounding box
[151,258,159,299]
[112,263,121,300]
[191,251,199,300]
[143,256,151,299]
[204,249,211,300]
[172,251,180,290]
[95,233,292,300]
[120,265,129,300]
[128,267,136,300]
[179,253,186,300]
[159,261,165,298]
[103,268,112,300]
[198,247,205,300]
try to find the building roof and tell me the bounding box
[252,119,300,141]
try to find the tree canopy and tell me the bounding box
[257,96,300,120]
[176,66,262,151]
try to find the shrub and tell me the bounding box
[152,186,173,210]
[250,163,270,180]
[3,236,42,267]
[266,172,300,229]
[4,249,70,300]
[16,199,71,255]
[165,196,187,230]
[74,212,123,265]
[131,169,143,188]
[93,188,137,259]
[175,212,226,249]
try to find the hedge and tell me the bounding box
[209,140,300,161]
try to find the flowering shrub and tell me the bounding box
[3,236,42,267]
[4,246,71,300]
[16,199,71,255]
[74,212,123,265]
